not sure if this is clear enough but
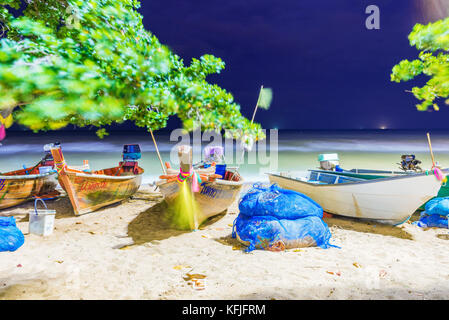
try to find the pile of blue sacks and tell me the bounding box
[232,183,336,252]
[0,217,24,252]
[414,197,449,229]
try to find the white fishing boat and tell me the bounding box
[267,170,442,225]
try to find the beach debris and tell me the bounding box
[183,273,207,291]
[323,212,333,219]
[89,231,96,235]
[437,234,449,240]
[379,270,387,278]
[292,249,303,252]
[173,265,191,270]
[353,262,362,268]
[75,222,82,225]
[228,224,233,227]
[326,271,341,276]
[54,260,64,264]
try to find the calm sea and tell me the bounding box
[1,129,449,184]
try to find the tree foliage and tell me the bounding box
[0,0,264,140]
[391,18,449,111]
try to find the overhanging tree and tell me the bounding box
[0,0,264,142]
[391,17,449,111]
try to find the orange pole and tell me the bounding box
[51,146,81,215]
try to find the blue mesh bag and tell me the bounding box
[233,184,336,252]
[238,183,323,219]
[414,212,448,229]
[233,215,333,252]
[424,197,449,217]
[0,217,25,252]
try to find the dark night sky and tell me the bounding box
[139,0,449,130]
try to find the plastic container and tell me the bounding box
[29,199,56,236]
[38,166,54,174]
[215,164,227,179]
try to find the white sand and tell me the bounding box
[1,185,449,300]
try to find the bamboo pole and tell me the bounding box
[231,85,264,180]
[150,129,167,175]
[427,132,436,167]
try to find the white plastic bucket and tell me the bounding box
[38,166,53,174]
[29,199,56,236]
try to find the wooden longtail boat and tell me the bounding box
[50,144,144,215]
[156,146,243,229]
[0,154,58,210]
[157,172,243,227]
[268,170,442,225]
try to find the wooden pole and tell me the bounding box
[50,146,81,215]
[250,85,264,123]
[231,85,264,180]
[150,129,167,175]
[427,132,436,167]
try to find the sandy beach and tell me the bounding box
[0,184,448,300]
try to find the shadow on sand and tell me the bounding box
[324,214,414,240]
[126,201,228,246]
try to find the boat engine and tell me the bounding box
[398,154,422,172]
[203,146,224,164]
[42,142,59,167]
[120,144,141,175]
[318,153,340,171]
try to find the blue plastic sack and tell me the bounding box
[238,183,323,219]
[233,214,333,252]
[425,197,449,217]
[0,217,25,252]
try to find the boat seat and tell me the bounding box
[309,170,363,185]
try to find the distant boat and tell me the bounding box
[267,170,442,225]
[0,146,58,210]
[50,144,144,215]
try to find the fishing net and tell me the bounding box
[415,212,448,229]
[238,183,323,220]
[233,183,335,252]
[424,197,449,217]
[0,217,24,252]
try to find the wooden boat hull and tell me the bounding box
[158,179,243,227]
[0,172,58,210]
[60,171,143,215]
[268,172,441,225]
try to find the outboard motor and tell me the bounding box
[203,146,224,164]
[318,153,340,171]
[42,142,59,167]
[399,154,422,172]
[120,144,141,174]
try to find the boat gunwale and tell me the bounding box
[66,169,144,181]
[267,169,440,187]
[0,172,57,180]
[157,177,244,188]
